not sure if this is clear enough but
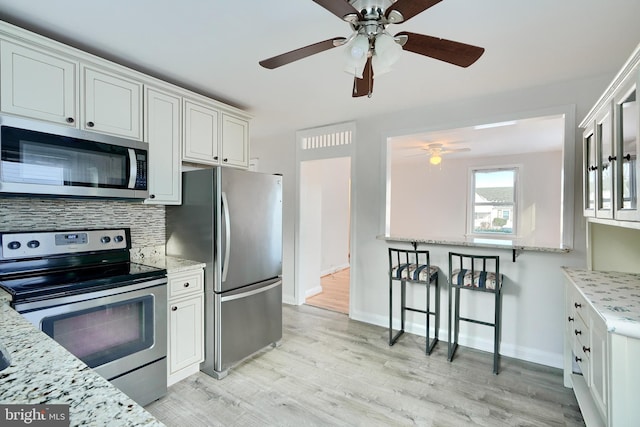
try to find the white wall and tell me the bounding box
[252,73,613,368]
[299,160,323,297]
[320,157,350,275]
[390,150,563,247]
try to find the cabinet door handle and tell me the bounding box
[574,302,582,308]
[171,306,178,311]
[574,329,582,336]
[567,316,574,322]
[583,346,591,353]
[623,153,632,161]
[223,158,228,162]
[66,117,75,124]
[183,282,190,288]
[87,121,95,127]
[575,356,582,363]
[214,156,219,160]
[149,194,156,199]
[608,155,617,162]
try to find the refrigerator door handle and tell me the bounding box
[221,191,231,282]
[220,280,281,303]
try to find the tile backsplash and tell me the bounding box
[0,198,165,248]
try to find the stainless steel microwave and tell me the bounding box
[0,115,148,199]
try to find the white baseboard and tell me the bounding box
[305,285,323,298]
[350,309,563,369]
[320,263,350,277]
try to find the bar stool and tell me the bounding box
[447,252,503,374]
[388,247,440,355]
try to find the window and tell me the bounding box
[470,168,518,236]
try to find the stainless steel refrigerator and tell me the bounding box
[165,167,282,379]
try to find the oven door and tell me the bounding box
[16,277,166,382]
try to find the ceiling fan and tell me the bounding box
[259,0,485,98]
[419,142,470,165]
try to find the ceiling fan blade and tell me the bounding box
[385,0,443,23]
[313,0,362,21]
[352,57,373,98]
[441,148,471,154]
[259,37,346,69]
[396,31,485,68]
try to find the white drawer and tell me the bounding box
[168,269,203,299]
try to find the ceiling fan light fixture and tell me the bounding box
[429,154,442,165]
[343,34,369,78]
[372,33,402,77]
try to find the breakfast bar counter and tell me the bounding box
[379,234,571,261]
[0,293,165,427]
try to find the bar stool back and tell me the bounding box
[447,252,503,374]
[388,247,440,354]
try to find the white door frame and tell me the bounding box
[294,122,357,316]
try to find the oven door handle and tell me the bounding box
[221,191,231,283]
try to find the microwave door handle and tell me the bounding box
[221,191,231,282]
[127,148,137,189]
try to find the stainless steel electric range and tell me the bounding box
[0,228,168,406]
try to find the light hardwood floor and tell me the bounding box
[146,304,584,426]
[305,268,350,314]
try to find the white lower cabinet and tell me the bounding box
[167,269,204,386]
[564,275,640,426]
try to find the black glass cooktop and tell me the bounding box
[0,262,166,302]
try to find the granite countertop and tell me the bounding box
[562,267,640,339]
[0,303,165,427]
[380,234,572,254]
[130,246,205,274]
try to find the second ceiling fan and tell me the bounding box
[259,0,485,98]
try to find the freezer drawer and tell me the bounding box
[207,279,282,377]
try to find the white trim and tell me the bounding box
[295,122,357,317]
[381,104,575,250]
[466,165,521,238]
[320,263,350,277]
[305,285,323,299]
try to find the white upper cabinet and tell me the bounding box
[183,99,220,165]
[144,86,181,205]
[81,66,142,140]
[613,85,640,221]
[580,44,640,223]
[221,113,249,168]
[0,40,78,126]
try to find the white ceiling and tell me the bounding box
[0,0,639,143]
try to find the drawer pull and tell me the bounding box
[183,282,190,288]
[567,316,574,322]
[575,356,582,363]
[574,302,582,308]
[66,117,75,123]
[583,346,591,353]
[171,306,178,311]
[574,329,582,336]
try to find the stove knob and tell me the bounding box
[114,235,124,243]
[101,236,111,244]
[7,241,20,250]
[27,240,40,249]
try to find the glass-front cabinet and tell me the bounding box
[596,105,614,219]
[583,126,597,217]
[581,64,640,223]
[614,86,640,221]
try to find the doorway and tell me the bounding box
[294,122,355,315]
[300,157,351,314]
